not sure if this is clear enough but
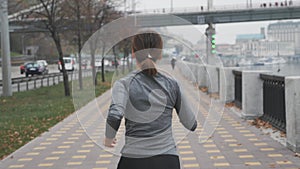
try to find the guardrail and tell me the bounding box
[260,74,286,132]
[0,70,95,95]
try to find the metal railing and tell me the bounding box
[138,1,300,14]
[0,70,94,95]
[233,70,242,109]
[260,74,286,132]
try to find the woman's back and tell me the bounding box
[121,71,180,157]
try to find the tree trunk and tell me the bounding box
[112,45,118,76]
[90,41,97,86]
[101,57,105,82]
[76,2,83,90]
[101,42,106,82]
[54,33,70,96]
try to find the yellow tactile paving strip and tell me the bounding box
[1,65,300,169]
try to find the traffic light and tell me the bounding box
[211,34,216,54]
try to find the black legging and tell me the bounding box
[117,155,180,169]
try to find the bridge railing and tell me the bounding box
[138,1,299,14]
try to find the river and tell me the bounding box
[237,62,300,77]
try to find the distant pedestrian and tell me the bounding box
[171,57,176,70]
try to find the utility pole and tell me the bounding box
[124,0,127,18]
[132,0,136,12]
[208,0,213,11]
[0,0,12,96]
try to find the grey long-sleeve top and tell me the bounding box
[105,70,197,158]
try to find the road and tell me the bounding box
[0,65,60,80]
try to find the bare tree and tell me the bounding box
[63,0,122,85]
[84,0,122,84]
[34,0,70,96]
[65,0,84,90]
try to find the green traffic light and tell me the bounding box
[212,45,216,48]
[212,40,216,44]
[212,34,216,39]
[212,50,216,54]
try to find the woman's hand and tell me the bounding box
[103,137,117,147]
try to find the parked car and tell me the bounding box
[24,61,48,77]
[58,57,77,72]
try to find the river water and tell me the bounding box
[237,62,300,77]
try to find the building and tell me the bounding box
[236,32,265,56]
[235,27,295,57]
[268,21,300,55]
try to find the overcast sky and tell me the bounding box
[127,0,299,44]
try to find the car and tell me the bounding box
[24,61,48,77]
[82,60,89,69]
[37,60,49,74]
[20,61,30,74]
[107,58,119,67]
[94,59,112,69]
[119,57,133,66]
[58,57,77,72]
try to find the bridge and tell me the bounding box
[5,1,300,57]
[135,6,300,27]
[5,2,300,31]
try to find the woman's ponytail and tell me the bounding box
[140,56,157,76]
[132,31,163,76]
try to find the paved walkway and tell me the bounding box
[1,64,300,169]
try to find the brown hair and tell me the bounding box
[132,31,163,76]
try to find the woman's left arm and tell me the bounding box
[105,81,128,147]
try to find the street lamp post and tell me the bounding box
[124,0,127,18]
[207,0,213,11]
[171,0,173,12]
[0,0,12,96]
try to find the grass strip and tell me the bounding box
[0,72,113,160]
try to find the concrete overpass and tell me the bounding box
[5,4,300,32]
[134,6,300,27]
